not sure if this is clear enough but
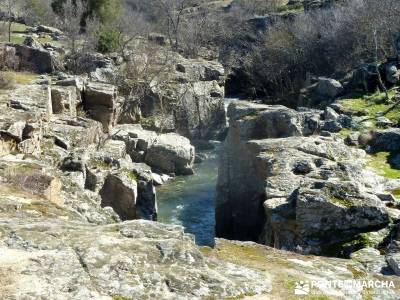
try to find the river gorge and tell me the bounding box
[2,3,400,296]
[157,143,219,247]
[157,98,241,247]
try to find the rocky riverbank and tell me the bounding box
[216,98,400,272]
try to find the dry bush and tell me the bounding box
[124,0,223,58]
[0,71,16,89]
[238,0,400,99]
[51,0,100,73]
[231,0,288,16]
[179,10,222,58]
[109,8,152,59]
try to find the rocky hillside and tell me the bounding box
[0,4,400,297]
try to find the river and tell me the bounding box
[156,143,220,247]
[156,98,238,247]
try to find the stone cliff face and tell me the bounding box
[0,40,61,74]
[0,78,197,224]
[139,55,227,141]
[216,101,320,241]
[216,101,400,257]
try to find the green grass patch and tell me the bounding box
[126,170,138,181]
[1,35,26,44]
[367,152,400,179]
[10,23,28,33]
[0,22,55,45]
[112,296,130,300]
[13,71,37,84]
[338,89,399,126]
[0,22,28,44]
[339,128,352,138]
[276,3,304,13]
[329,196,354,208]
[342,232,377,250]
[390,189,400,199]
[1,34,53,45]
[37,35,53,44]
[88,158,112,170]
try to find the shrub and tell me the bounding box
[97,27,119,53]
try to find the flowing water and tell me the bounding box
[157,98,238,247]
[157,144,220,247]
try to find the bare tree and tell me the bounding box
[160,0,194,51]
[231,0,400,100]
[52,0,99,73]
[111,8,151,60]
[23,0,55,26]
[179,9,221,58]
[53,0,85,55]
[0,0,23,42]
[114,39,194,132]
[116,41,173,121]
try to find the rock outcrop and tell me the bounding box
[0,80,159,223]
[139,54,227,140]
[0,42,60,73]
[0,179,271,299]
[111,124,196,176]
[83,82,121,133]
[216,101,397,256]
[77,49,226,141]
[145,133,195,175]
[0,173,399,299]
[1,23,400,299]
[300,77,344,107]
[99,172,138,220]
[51,85,81,116]
[370,128,400,152]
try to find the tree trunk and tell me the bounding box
[374,30,389,100]
[8,20,11,43]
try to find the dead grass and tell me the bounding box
[0,268,13,298]
[0,72,16,89]
[0,71,37,89]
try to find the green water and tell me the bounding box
[156,144,220,247]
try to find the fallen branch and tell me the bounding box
[383,92,400,116]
